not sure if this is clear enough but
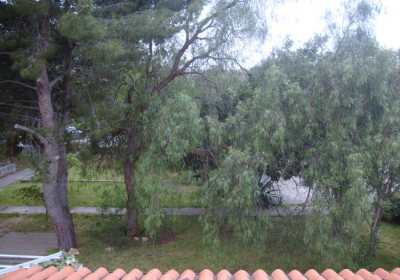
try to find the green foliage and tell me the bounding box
[41,252,79,270]
[67,153,81,169]
[58,3,105,43]
[383,191,400,221]
[13,185,44,205]
[153,92,204,165]
[200,148,270,249]
[91,184,131,247]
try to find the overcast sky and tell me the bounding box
[243,0,400,67]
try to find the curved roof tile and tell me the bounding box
[3,266,400,280]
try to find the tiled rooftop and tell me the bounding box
[1,266,400,280]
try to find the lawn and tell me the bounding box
[0,214,399,273]
[0,167,203,208]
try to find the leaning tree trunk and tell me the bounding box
[124,130,139,238]
[36,42,76,250]
[369,204,383,254]
[55,42,77,248]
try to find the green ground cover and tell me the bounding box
[0,214,398,272]
[0,167,203,208]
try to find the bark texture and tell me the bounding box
[35,16,76,250]
[124,130,139,238]
[369,205,382,253]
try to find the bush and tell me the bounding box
[13,185,44,205]
[383,191,400,222]
[89,184,131,247]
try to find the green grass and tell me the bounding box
[0,176,203,208]
[0,181,106,207]
[373,221,400,270]
[1,214,399,273]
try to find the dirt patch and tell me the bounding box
[0,216,25,237]
[157,233,178,245]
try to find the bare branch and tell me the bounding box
[50,58,81,88]
[14,124,48,146]
[0,80,37,91]
[0,102,39,110]
[153,0,240,93]
[180,70,217,88]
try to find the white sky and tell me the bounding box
[243,0,400,67]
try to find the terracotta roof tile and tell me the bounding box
[8,265,43,280]
[29,266,58,280]
[374,269,390,280]
[217,270,232,280]
[142,269,163,280]
[199,269,214,280]
[289,270,308,280]
[160,270,179,280]
[323,269,344,280]
[387,273,400,280]
[393,270,400,277]
[252,269,268,280]
[339,269,355,280]
[84,267,109,280]
[2,269,26,280]
[356,269,379,280]
[122,269,143,280]
[65,267,91,280]
[234,270,249,280]
[305,269,320,280]
[103,269,127,280]
[3,266,400,280]
[47,266,75,280]
[179,270,196,280]
[271,269,289,280]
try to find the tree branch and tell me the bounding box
[181,70,217,87]
[14,124,48,146]
[153,0,240,94]
[0,102,39,110]
[50,58,81,89]
[0,80,37,91]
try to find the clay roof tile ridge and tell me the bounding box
[271,269,289,280]
[252,269,268,280]
[122,269,143,280]
[179,270,196,280]
[288,270,307,280]
[198,269,214,280]
[392,270,400,277]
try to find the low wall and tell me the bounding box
[0,163,16,177]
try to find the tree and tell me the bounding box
[0,0,104,250]
[75,0,268,239]
[202,0,400,264]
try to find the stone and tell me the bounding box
[133,237,140,241]
[104,247,114,252]
[69,248,80,256]
[141,237,149,243]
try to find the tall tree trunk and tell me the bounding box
[36,16,76,249]
[369,204,383,254]
[124,130,139,238]
[56,41,77,248]
[57,142,77,247]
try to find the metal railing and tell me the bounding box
[0,251,62,275]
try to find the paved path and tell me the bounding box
[0,232,57,256]
[0,169,35,189]
[0,205,311,216]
